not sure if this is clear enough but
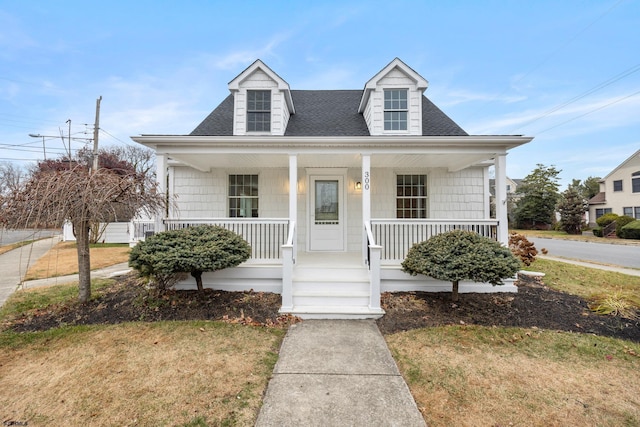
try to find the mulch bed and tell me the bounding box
[4,274,639,342]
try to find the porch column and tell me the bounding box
[495,154,508,245]
[361,154,371,262]
[289,155,298,226]
[280,154,297,312]
[155,153,167,233]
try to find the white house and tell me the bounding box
[131,58,533,319]
[588,149,640,226]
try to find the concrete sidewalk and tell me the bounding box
[0,235,131,307]
[0,236,61,307]
[255,320,426,427]
[538,255,640,277]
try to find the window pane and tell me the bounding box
[633,177,640,193]
[396,174,427,219]
[624,207,633,216]
[635,207,640,219]
[613,180,623,191]
[229,175,258,218]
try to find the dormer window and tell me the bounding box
[384,89,408,131]
[247,90,271,132]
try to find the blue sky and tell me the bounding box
[1,0,638,188]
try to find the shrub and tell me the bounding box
[615,215,636,236]
[595,212,619,227]
[402,230,521,302]
[592,227,603,237]
[619,220,640,240]
[509,232,538,266]
[129,225,251,292]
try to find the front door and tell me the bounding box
[309,175,345,251]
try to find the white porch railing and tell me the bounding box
[281,220,296,311]
[370,219,499,262]
[161,218,290,262]
[130,220,155,242]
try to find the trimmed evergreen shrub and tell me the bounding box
[592,227,603,237]
[129,224,251,292]
[596,213,619,227]
[619,220,640,240]
[401,230,521,302]
[615,215,636,236]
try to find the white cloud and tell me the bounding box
[206,32,292,71]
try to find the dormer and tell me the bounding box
[358,58,429,136]
[228,60,295,136]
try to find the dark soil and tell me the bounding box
[4,274,640,342]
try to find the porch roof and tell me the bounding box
[131,134,533,172]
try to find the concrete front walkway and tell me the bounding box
[255,320,426,427]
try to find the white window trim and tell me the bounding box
[383,88,409,134]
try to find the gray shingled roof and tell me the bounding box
[190,90,467,137]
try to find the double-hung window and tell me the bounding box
[384,89,408,131]
[595,208,612,219]
[613,180,623,191]
[229,174,258,218]
[247,90,271,132]
[396,174,427,218]
[632,171,640,193]
[624,207,633,217]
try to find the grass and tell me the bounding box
[4,239,640,425]
[524,258,640,309]
[512,229,640,246]
[0,279,114,321]
[23,241,130,280]
[0,280,285,426]
[0,240,37,255]
[387,325,640,427]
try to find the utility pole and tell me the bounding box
[66,119,72,169]
[92,96,102,171]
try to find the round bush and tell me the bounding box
[619,220,640,240]
[129,224,251,292]
[596,213,619,227]
[402,229,521,301]
[615,215,636,236]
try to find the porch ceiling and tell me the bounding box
[134,134,533,172]
[166,152,498,172]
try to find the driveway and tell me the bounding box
[529,237,640,269]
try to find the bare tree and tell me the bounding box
[3,154,166,303]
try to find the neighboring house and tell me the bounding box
[131,58,533,319]
[489,176,522,197]
[588,149,640,227]
[489,177,522,225]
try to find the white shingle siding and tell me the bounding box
[369,167,485,219]
[232,69,290,136]
[429,168,485,219]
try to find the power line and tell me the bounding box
[509,62,640,133]
[533,88,640,135]
[463,0,624,122]
[99,128,132,145]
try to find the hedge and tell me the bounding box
[619,220,640,240]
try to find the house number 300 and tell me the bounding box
[364,171,370,190]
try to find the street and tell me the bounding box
[0,229,61,245]
[529,237,640,269]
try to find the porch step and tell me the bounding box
[284,305,385,320]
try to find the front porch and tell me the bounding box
[131,217,515,319]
